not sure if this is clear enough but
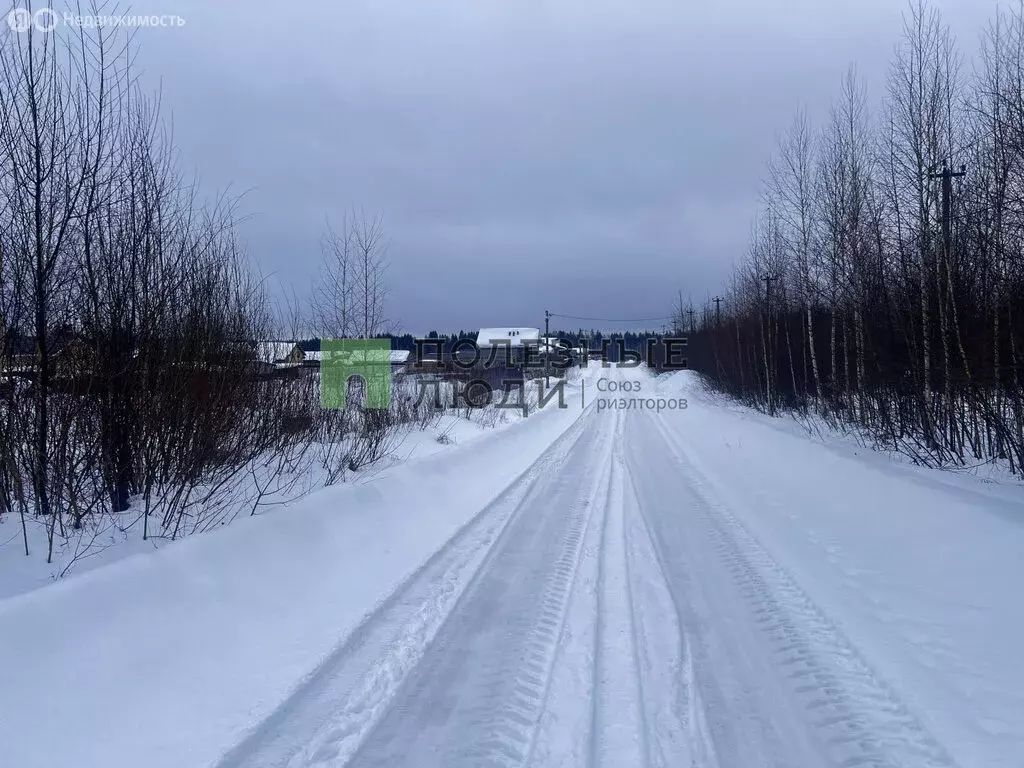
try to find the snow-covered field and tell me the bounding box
[2,366,1023,768]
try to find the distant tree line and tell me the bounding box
[684,0,1024,473]
[383,329,666,362]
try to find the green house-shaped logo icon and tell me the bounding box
[321,338,393,410]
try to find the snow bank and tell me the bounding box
[0,374,592,768]
[0,372,581,598]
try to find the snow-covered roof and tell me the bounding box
[390,350,410,363]
[476,327,541,347]
[257,341,301,363]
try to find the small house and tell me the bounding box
[297,339,321,369]
[257,341,305,366]
[475,327,541,348]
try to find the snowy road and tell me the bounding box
[213,369,1004,768]
[6,370,1018,768]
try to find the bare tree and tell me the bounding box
[312,216,355,339]
[351,211,391,339]
[769,108,823,399]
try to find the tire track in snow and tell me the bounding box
[519,408,621,768]
[468,490,594,768]
[621,442,719,768]
[525,430,609,768]
[341,406,619,768]
[620,410,722,768]
[215,409,595,768]
[648,412,960,768]
[590,413,650,768]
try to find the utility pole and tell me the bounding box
[687,308,695,336]
[928,164,967,407]
[762,275,777,416]
[544,309,551,387]
[713,296,723,327]
[929,165,966,265]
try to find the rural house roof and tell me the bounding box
[257,341,302,363]
[475,327,541,347]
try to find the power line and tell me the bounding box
[548,312,673,324]
[946,127,995,161]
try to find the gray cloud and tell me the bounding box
[127,0,990,333]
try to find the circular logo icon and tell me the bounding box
[6,7,32,32]
[33,7,58,32]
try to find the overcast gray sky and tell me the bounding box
[128,0,995,334]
